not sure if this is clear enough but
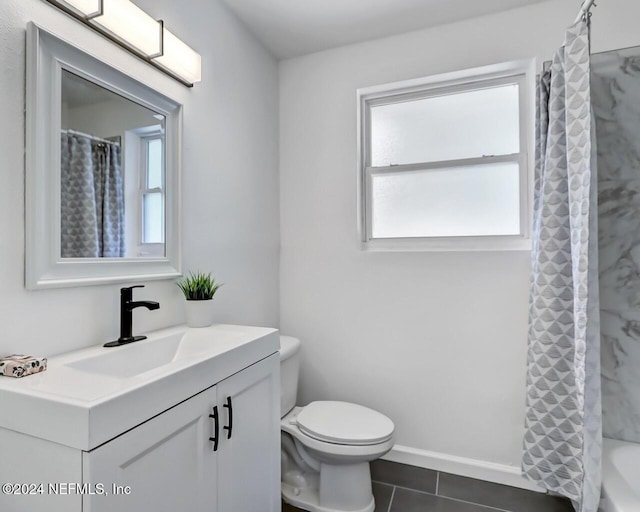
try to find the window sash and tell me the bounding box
[140,135,165,189]
[363,153,527,242]
[141,190,165,244]
[364,74,526,169]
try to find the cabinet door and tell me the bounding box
[216,354,280,512]
[83,386,218,512]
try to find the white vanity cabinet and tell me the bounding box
[84,354,280,512]
[0,324,280,512]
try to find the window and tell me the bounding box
[140,133,165,246]
[358,61,533,250]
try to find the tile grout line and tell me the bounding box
[387,483,512,512]
[431,494,511,512]
[385,485,396,512]
[435,471,440,495]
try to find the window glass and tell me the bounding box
[371,162,520,238]
[147,138,163,189]
[142,192,164,243]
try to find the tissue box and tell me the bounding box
[0,355,47,378]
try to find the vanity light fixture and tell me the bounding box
[44,0,202,86]
[154,28,203,87]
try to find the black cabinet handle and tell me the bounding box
[209,405,219,451]
[223,396,233,440]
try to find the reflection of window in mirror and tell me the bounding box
[140,131,165,256]
[123,125,165,258]
[60,69,166,259]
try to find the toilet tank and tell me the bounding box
[279,335,301,417]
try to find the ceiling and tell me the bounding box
[222,0,549,59]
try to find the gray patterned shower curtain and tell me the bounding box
[522,20,602,512]
[61,132,125,258]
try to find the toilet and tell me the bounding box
[279,335,394,512]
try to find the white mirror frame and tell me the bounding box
[25,23,182,289]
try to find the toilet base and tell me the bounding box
[283,483,374,512]
[282,462,375,512]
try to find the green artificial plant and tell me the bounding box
[177,271,222,301]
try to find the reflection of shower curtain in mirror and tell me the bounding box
[61,132,125,258]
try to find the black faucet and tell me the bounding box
[104,285,160,347]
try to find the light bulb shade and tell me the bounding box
[91,0,163,57]
[60,0,102,17]
[153,28,202,84]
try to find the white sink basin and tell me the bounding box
[66,333,183,378]
[0,324,279,451]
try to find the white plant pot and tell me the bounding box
[185,299,213,328]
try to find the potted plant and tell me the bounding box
[177,271,222,328]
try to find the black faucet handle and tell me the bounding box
[121,285,145,301]
[122,285,145,292]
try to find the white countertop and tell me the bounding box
[0,324,279,451]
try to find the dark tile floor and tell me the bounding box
[282,459,575,512]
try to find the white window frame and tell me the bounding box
[357,59,535,252]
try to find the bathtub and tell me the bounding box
[601,438,640,512]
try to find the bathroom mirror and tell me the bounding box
[26,23,182,289]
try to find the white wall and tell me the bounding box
[0,0,279,357]
[63,97,159,137]
[279,0,640,481]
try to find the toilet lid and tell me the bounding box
[296,401,394,446]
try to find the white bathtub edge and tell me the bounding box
[382,444,545,492]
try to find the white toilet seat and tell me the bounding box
[296,401,394,446]
[282,406,395,460]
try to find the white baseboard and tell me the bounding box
[382,444,545,493]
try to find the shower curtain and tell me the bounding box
[522,19,602,512]
[61,132,125,258]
